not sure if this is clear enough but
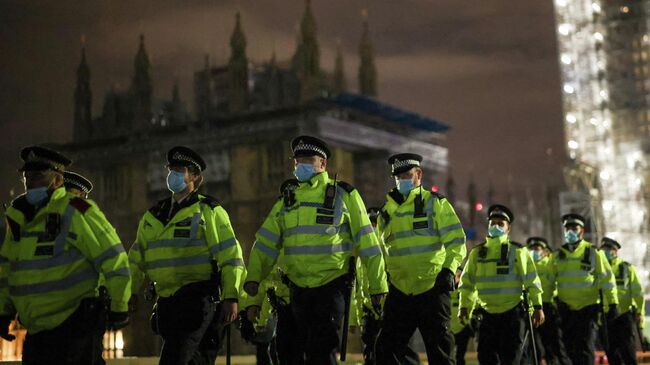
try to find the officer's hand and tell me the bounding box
[221,299,238,323]
[607,304,619,322]
[247,305,261,322]
[128,295,138,313]
[244,282,259,297]
[434,268,455,292]
[532,308,545,327]
[459,308,469,325]
[107,311,130,330]
[0,316,15,341]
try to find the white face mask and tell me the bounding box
[488,224,506,237]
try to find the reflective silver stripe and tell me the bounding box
[284,224,350,237]
[93,245,125,269]
[359,245,382,257]
[523,272,537,281]
[222,258,244,267]
[148,239,207,250]
[146,254,211,270]
[631,283,643,290]
[531,282,542,289]
[508,245,516,269]
[21,231,43,238]
[104,267,130,279]
[478,287,523,295]
[300,202,323,208]
[9,268,97,296]
[601,282,615,289]
[211,237,237,255]
[354,225,374,243]
[253,241,279,259]
[394,211,413,217]
[558,281,594,289]
[12,248,85,271]
[389,243,443,257]
[189,213,201,239]
[54,205,75,255]
[558,270,589,278]
[443,237,465,247]
[257,227,280,244]
[285,242,353,255]
[333,186,347,226]
[439,223,463,236]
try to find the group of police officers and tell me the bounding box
[0,136,646,365]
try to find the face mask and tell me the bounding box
[488,224,506,237]
[396,179,414,195]
[530,250,543,262]
[25,187,49,206]
[604,250,613,261]
[565,230,580,244]
[294,163,316,182]
[167,170,187,193]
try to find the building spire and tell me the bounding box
[333,39,346,95]
[131,34,153,128]
[358,9,377,97]
[228,12,249,113]
[74,35,92,141]
[294,0,321,101]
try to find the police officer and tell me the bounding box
[374,153,466,365]
[128,146,245,365]
[64,171,93,199]
[451,267,477,365]
[601,236,644,365]
[0,146,131,364]
[244,136,388,364]
[458,204,544,364]
[550,213,618,365]
[526,237,570,365]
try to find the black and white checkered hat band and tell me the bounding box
[564,218,584,226]
[172,152,201,170]
[392,159,420,170]
[64,178,89,193]
[294,143,326,157]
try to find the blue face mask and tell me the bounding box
[488,224,506,237]
[530,250,543,262]
[25,187,49,206]
[294,163,316,182]
[604,250,614,261]
[167,170,187,193]
[396,179,414,195]
[565,230,580,244]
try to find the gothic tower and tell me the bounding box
[228,12,249,113]
[333,41,346,95]
[358,10,377,97]
[74,38,92,141]
[293,0,321,101]
[131,34,153,129]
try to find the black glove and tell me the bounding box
[238,310,256,342]
[106,311,129,330]
[434,268,455,292]
[0,316,15,341]
[607,304,619,322]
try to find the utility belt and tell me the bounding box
[281,272,347,294]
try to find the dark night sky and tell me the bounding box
[0,0,567,205]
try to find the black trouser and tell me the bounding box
[454,325,474,365]
[23,297,106,365]
[154,281,223,365]
[537,302,570,365]
[275,303,304,365]
[605,311,638,365]
[477,304,526,365]
[361,309,381,365]
[256,342,272,365]
[375,284,454,365]
[558,303,599,365]
[290,275,346,365]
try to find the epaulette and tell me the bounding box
[148,197,171,220]
[474,241,487,258]
[200,195,221,209]
[431,191,447,200]
[336,181,356,194]
[388,188,405,204]
[69,197,91,214]
[510,241,524,248]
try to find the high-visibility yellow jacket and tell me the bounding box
[246,172,388,294]
[459,235,542,314]
[549,240,618,310]
[0,187,131,333]
[129,192,244,300]
[606,257,644,327]
[377,186,466,295]
[534,256,556,303]
[240,262,291,311]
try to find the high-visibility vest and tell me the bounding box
[533,256,556,303]
[129,192,244,299]
[607,257,644,323]
[377,186,466,295]
[1,187,131,333]
[459,236,542,314]
[246,172,387,295]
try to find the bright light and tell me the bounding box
[599,90,608,99]
[431,185,439,193]
[558,24,571,35]
[566,114,577,123]
[556,0,567,6]
[568,140,579,149]
[603,200,613,211]
[603,119,611,128]
[597,60,605,70]
[115,330,125,350]
[561,54,572,64]
[475,202,484,212]
[590,118,599,125]
[600,171,610,180]
[563,84,575,94]
[594,32,604,42]
[592,2,601,13]
[621,6,629,13]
